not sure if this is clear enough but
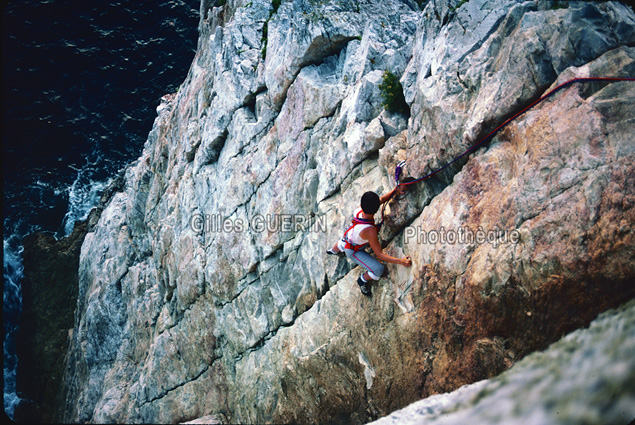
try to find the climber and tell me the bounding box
[326,187,412,296]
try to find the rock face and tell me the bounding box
[15,222,86,423]
[57,0,635,424]
[369,299,635,425]
[15,171,124,423]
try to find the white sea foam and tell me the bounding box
[61,152,113,237]
[3,237,25,418]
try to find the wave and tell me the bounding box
[3,236,25,418]
[61,150,114,237]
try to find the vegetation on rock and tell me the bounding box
[379,70,409,115]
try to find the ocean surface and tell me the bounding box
[2,0,200,418]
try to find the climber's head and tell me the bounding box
[361,191,380,215]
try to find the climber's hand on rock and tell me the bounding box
[402,256,412,267]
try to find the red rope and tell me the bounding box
[399,77,635,186]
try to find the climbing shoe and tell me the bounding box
[326,249,340,255]
[357,275,371,296]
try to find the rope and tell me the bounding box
[398,76,635,187]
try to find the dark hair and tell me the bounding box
[361,191,380,215]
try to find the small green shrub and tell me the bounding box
[379,71,409,115]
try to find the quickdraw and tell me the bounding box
[395,160,406,184]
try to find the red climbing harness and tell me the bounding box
[342,209,380,252]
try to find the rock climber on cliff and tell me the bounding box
[327,186,412,296]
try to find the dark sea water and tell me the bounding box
[2,0,200,418]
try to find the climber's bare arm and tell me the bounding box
[379,188,398,204]
[361,227,412,267]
